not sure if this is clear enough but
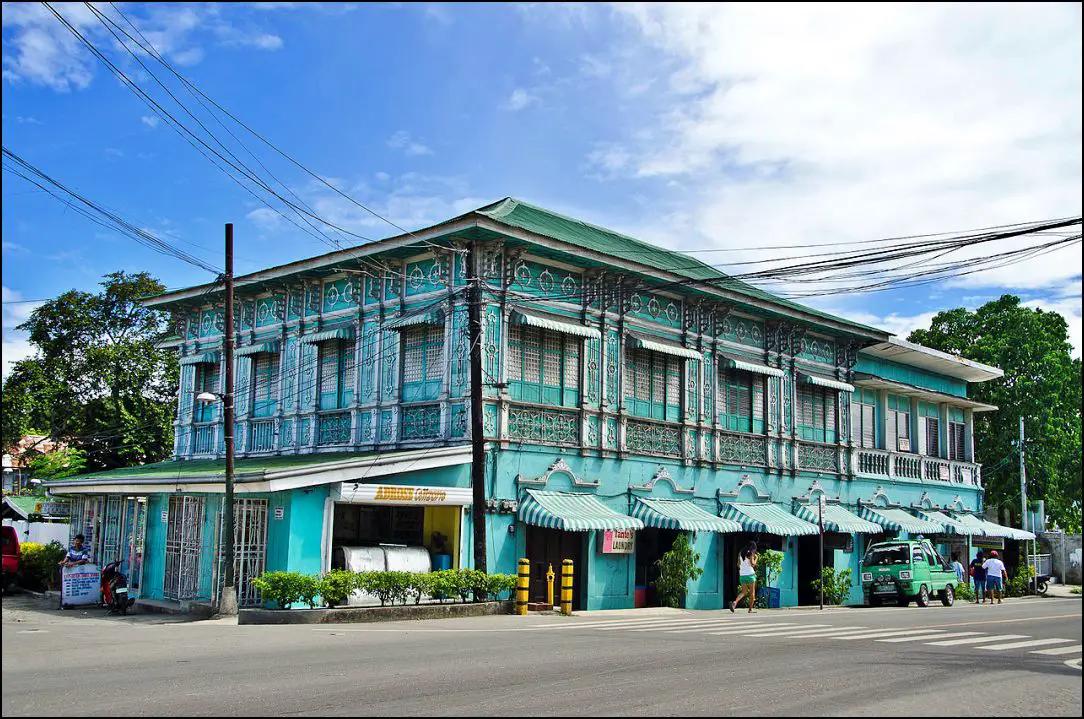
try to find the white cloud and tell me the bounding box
[387,130,433,157]
[140,115,160,128]
[504,87,540,111]
[2,286,43,379]
[566,4,1081,295]
[246,207,283,231]
[1023,279,1083,358]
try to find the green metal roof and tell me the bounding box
[45,453,383,484]
[477,198,885,337]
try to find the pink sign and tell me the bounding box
[602,529,634,554]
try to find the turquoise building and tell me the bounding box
[46,198,1032,612]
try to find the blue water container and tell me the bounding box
[432,553,452,571]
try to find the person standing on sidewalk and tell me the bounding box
[982,550,1008,605]
[729,542,759,613]
[951,553,966,584]
[969,550,987,603]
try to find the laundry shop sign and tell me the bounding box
[601,529,635,554]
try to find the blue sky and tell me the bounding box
[3,3,1081,374]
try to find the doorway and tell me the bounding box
[525,525,584,609]
[797,534,835,605]
[724,533,782,605]
[636,528,679,607]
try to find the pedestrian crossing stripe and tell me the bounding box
[1031,645,1082,656]
[877,631,980,643]
[834,629,946,640]
[926,634,1028,646]
[979,638,1073,651]
[742,626,867,638]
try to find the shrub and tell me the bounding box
[954,582,974,602]
[461,568,490,602]
[653,533,704,609]
[810,567,854,605]
[358,570,411,606]
[297,574,322,609]
[407,572,433,605]
[1004,564,1035,598]
[19,540,66,591]
[486,573,517,600]
[320,570,358,608]
[252,571,306,609]
[428,570,458,603]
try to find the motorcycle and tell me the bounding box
[100,560,135,615]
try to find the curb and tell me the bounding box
[239,600,514,625]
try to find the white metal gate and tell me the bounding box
[164,496,205,600]
[69,496,103,558]
[216,498,268,607]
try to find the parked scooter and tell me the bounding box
[100,560,135,615]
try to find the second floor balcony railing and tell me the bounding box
[249,419,276,453]
[855,447,982,487]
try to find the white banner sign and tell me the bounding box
[333,483,473,506]
[62,565,100,607]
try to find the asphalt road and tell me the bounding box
[2,593,1080,717]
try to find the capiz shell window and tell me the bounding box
[401,323,444,401]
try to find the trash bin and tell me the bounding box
[634,585,647,608]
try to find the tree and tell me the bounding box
[908,295,1082,532]
[1,272,178,472]
[25,447,87,481]
[653,533,704,608]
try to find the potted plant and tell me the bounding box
[755,550,784,608]
[653,533,704,608]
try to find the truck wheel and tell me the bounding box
[869,595,882,607]
[896,597,910,607]
[916,585,930,608]
[940,585,955,607]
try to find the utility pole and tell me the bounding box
[1019,415,1031,594]
[467,242,488,583]
[220,223,238,616]
[818,494,825,610]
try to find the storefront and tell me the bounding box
[517,489,644,611]
[791,501,883,605]
[329,482,472,575]
[721,502,820,607]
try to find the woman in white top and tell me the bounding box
[730,541,759,613]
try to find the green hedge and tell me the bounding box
[252,568,519,609]
[19,540,66,591]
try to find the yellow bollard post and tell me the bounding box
[561,559,574,616]
[546,563,555,608]
[516,558,530,616]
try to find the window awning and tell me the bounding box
[631,497,743,533]
[627,331,702,361]
[721,502,820,536]
[509,307,600,339]
[383,308,445,331]
[915,510,985,536]
[234,341,280,357]
[953,513,1035,540]
[792,503,883,534]
[518,489,644,532]
[300,327,355,343]
[858,506,944,534]
[798,373,855,393]
[719,355,785,378]
[178,351,221,366]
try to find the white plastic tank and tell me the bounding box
[339,545,387,606]
[382,544,432,574]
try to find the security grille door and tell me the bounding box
[99,496,126,565]
[164,496,205,601]
[216,498,268,607]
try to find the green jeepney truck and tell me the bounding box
[861,539,958,607]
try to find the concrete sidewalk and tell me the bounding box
[1045,583,1083,598]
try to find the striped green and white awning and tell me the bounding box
[627,331,702,361]
[300,327,355,343]
[519,489,644,532]
[721,503,819,536]
[797,372,855,393]
[631,498,743,533]
[858,506,944,534]
[178,351,221,366]
[792,503,883,534]
[719,355,785,378]
[916,510,985,536]
[509,307,600,339]
[234,341,280,357]
[954,514,1035,540]
[384,308,445,331]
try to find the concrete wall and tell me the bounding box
[1043,533,1082,585]
[2,519,69,546]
